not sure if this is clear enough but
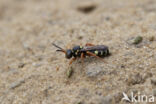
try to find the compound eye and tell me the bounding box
[66,50,72,59]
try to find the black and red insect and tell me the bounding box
[52,43,110,65]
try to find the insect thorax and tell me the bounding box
[72,45,83,57]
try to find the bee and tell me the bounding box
[52,43,109,65]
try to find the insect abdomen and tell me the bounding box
[91,49,109,57]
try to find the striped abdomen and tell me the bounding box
[81,45,109,57]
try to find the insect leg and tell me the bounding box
[86,51,101,58]
[85,43,95,46]
[86,51,107,63]
[69,57,76,65]
[81,53,84,64]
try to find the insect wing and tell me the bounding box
[81,45,108,51]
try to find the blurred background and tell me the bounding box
[0,0,156,104]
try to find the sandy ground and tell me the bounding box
[0,0,156,104]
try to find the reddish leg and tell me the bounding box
[85,43,95,46]
[86,51,101,59]
[81,53,84,64]
[86,51,106,63]
[69,57,76,65]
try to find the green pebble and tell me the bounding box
[67,67,73,78]
[77,102,82,104]
[133,36,143,44]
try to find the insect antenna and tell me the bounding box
[52,43,66,53]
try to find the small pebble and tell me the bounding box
[77,2,96,13]
[133,36,143,44]
[77,36,83,40]
[18,63,25,68]
[151,78,156,85]
[105,16,111,21]
[127,73,145,85]
[149,36,155,41]
[56,66,60,71]
[76,101,83,104]
[67,67,73,78]
[127,36,143,45]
